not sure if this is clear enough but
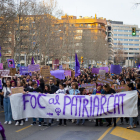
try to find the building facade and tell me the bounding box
[107,21,140,66]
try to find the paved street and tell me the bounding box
[1,108,140,140]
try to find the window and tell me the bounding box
[134,39,139,41]
[124,39,128,41]
[114,29,117,32]
[118,34,123,36]
[124,48,129,50]
[129,44,133,46]
[124,52,128,54]
[20,56,24,60]
[134,44,139,46]
[134,48,139,50]
[114,38,117,41]
[118,30,123,32]
[108,38,111,42]
[108,32,111,37]
[136,31,139,33]
[129,35,132,37]
[129,53,134,54]
[129,39,133,41]
[135,53,139,55]
[129,48,133,50]
[124,30,128,32]
[118,38,123,41]
[136,35,139,37]
[114,34,117,36]
[129,30,132,32]
[129,57,134,59]
[124,34,128,36]
[123,43,128,46]
[114,43,117,45]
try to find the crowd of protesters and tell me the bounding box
[0,67,140,134]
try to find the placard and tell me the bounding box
[0,63,3,70]
[99,70,106,76]
[112,85,129,93]
[80,83,96,93]
[100,67,108,73]
[110,64,122,74]
[96,75,113,87]
[28,64,40,72]
[44,75,57,85]
[41,66,50,77]
[10,68,16,76]
[7,59,15,68]
[11,87,24,94]
[92,68,99,74]
[64,70,71,77]
[0,78,2,89]
[0,70,10,77]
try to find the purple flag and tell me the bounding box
[7,59,15,68]
[75,53,80,77]
[110,64,121,74]
[20,66,31,75]
[92,68,100,74]
[31,57,35,65]
[0,79,2,89]
[50,70,65,80]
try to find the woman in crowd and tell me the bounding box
[103,84,116,127]
[1,80,12,125]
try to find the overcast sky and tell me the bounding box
[57,0,140,27]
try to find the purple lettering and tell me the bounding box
[93,96,99,116]
[77,96,85,116]
[107,95,114,114]
[119,94,126,114]
[30,95,37,109]
[114,94,120,114]
[63,96,71,115]
[37,94,46,109]
[90,96,92,116]
[82,99,89,117]
[71,96,77,116]
[23,94,31,110]
[100,96,107,116]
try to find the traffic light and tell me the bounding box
[81,56,83,64]
[132,28,136,36]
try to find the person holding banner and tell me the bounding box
[15,81,25,126]
[76,88,86,125]
[1,80,12,125]
[56,83,67,126]
[103,84,116,127]
[49,79,58,94]
[127,83,137,129]
[92,84,104,126]
[43,84,53,126]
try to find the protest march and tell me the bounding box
[0,54,140,140]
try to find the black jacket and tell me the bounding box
[104,88,116,95]
[28,87,42,93]
[50,85,58,93]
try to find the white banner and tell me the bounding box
[10,91,138,120]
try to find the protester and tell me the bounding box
[103,84,116,127]
[1,80,12,125]
[49,79,58,93]
[56,83,67,126]
[76,88,86,125]
[127,83,137,129]
[92,84,104,126]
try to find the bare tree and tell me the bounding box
[114,42,125,64]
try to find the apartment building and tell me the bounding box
[107,21,140,66]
